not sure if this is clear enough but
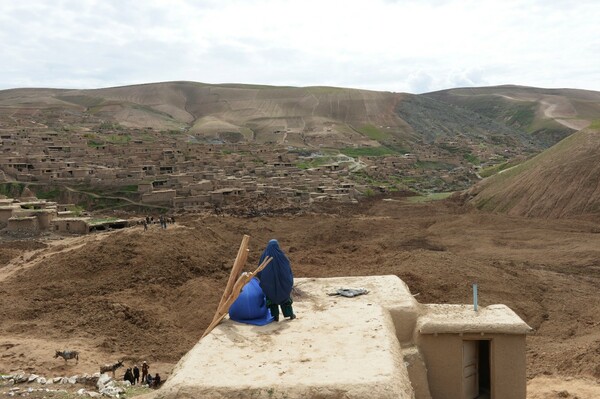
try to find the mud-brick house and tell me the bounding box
[173,194,210,209]
[0,205,18,226]
[141,189,177,205]
[151,275,532,399]
[52,217,128,234]
[209,187,246,206]
[52,217,90,234]
[6,216,38,233]
[415,304,531,399]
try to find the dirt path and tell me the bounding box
[539,98,589,130]
[0,233,110,284]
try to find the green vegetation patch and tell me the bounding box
[507,104,536,129]
[415,160,455,170]
[480,159,524,178]
[118,185,138,193]
[589,119,600,130]
[356,124,391,141]
[463,152,480,165]
[106,134,131,144]
[0,182,27,197]
[296,157,333,169]
[87,140,104,147]
[36,187,62,200]
[406,192,454,203]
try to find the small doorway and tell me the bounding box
[463,340,491,399]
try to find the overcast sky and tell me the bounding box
[1,0,599,93]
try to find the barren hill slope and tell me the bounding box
[466,125,600,219]
[424,85,600,147]
[0,82,533,151]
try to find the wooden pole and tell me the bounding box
[201,256,272,339]
[216,235,250,315]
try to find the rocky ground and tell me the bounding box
[1,195,599,397]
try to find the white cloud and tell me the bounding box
[0,0,598,92]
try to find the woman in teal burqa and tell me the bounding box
[257,239,296,321]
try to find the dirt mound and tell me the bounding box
[467,127,600,219]
[0,199,599,385]
[0,241,47,267]
[0,225,234,366]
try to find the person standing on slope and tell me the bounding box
[257,239,296,321]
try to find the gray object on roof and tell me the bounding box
[328,288,369,298]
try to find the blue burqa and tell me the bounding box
[228,278,273,326]
[257,239,294,305]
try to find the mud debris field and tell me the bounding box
[1,197,599,398]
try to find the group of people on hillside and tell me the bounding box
[123,360,162,388]
[142,215,175,230]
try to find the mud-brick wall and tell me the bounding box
[7,217,38,233]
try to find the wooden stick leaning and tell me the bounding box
[216,235,250,314]
[201,256,272,339]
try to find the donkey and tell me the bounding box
[54,350,79,364]
[100,360,124,377]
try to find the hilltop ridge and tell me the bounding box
[0,81,538,153]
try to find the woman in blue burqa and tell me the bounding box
[257,239,296,321]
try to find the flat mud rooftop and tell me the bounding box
[147,275,530,399]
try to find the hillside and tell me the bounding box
[0,82,535,153]
[423,85,600,147]
[465,124,600,219]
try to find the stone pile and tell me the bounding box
[0,372,130,398]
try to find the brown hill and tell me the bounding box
[424,85,600,147]
[0,82,532,151]
[466,125,600,219]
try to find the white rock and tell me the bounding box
[35,377,46,385]
[122,380,131,387]
[77,388,86,395]
[87,392,102,398]
[27,375,38,383]
[96,374,111,390]
[52,377,62,384]
[68,376,77,384]
[99,387,118,397]
[45,378,53,385]
[9,387,20,392]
